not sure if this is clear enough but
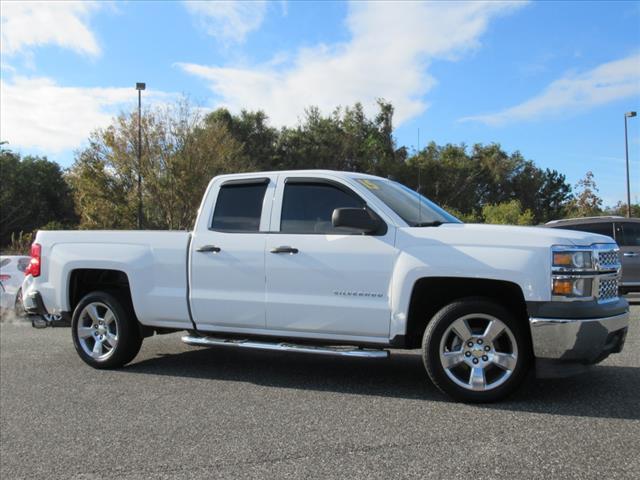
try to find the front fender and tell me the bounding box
[389,244,550,339]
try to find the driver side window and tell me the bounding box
[280,182,364,234]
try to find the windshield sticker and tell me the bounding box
[359,179,379,190]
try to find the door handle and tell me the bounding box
[623,252,639,257]
[270,246,299,254]
[196,245,221,253]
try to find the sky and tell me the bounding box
[1,0,639,207]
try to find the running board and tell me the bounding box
[181,335,389,359]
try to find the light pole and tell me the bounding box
[624,111,637,218]
[136,82,146,229]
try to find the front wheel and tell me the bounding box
[422,298,531,403]
[71,291,142,369]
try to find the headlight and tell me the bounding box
[552,251,593,270]
[551,246,596,301]
[552,277,593,297]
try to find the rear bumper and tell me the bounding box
[529,310,629,378]
[23,290,48,316]
[23,290,69,328]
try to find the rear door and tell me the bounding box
[615,221,640,289]
[190,176,276,330]
[265,176,397,340]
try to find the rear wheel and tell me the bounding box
[422,298,531,403]
[71,291,142,369]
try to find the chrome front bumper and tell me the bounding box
[529,311,629,363]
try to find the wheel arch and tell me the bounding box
[68,269,133,316]
[402,277,529,349]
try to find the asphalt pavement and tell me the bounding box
[1,305,639,479]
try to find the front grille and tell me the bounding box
[598,277,619,302]
[597,250,620,270]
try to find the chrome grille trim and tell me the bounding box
[598,277,618,302]
[595,250,620,272]
[594,246,621,303]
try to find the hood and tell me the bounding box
[400,223,616,249]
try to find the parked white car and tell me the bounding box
[21,170,629,402]
[0,255,62,324]
[1,281,12,311]
[0,255,30,315]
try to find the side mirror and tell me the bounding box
[331,208,382,234]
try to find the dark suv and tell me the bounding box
[546,216,640,293]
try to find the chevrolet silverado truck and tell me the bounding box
[22,170,629,402]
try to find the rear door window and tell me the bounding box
[211,182,268,232]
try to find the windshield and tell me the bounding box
[356,178,461,226]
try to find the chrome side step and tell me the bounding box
[181,335,389,359]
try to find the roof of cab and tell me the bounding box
[213,169,386,181]
[546,216,639,226]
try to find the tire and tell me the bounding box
[422,297,531,403]
[71,291,142,369]
[14,288,26,318]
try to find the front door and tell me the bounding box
[190,177,274,330]
[616,221,640,289]
[265,178,397,340]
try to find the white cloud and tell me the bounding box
[184,0,267,45]
[178,1,524,126]
[0,1,102,57]
[0,77,172,152]
[279,1,288,17]
[461,53,640,125]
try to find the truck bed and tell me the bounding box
[31,230,193,329]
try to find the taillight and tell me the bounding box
[25,243,41,277]
[0,274,10,281]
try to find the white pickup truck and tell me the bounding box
[22,170,629,402]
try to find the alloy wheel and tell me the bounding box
[438,313,518,392]
[76,302,119,361]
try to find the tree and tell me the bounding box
[0,147,77,247]
[269,100,404,175]
[444,206,480,223]
[604,201,640,218]
[68,98,253,230]
[567,171,603,217]
[482,200,534,225]
[204,108,279,170]
[3,98,578,236]
[530,168,572,222]
[400,143,571,223]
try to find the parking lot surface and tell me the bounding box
[1,305,639,479]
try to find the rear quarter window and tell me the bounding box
[616,222,640,247]
[558,222,614,238]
